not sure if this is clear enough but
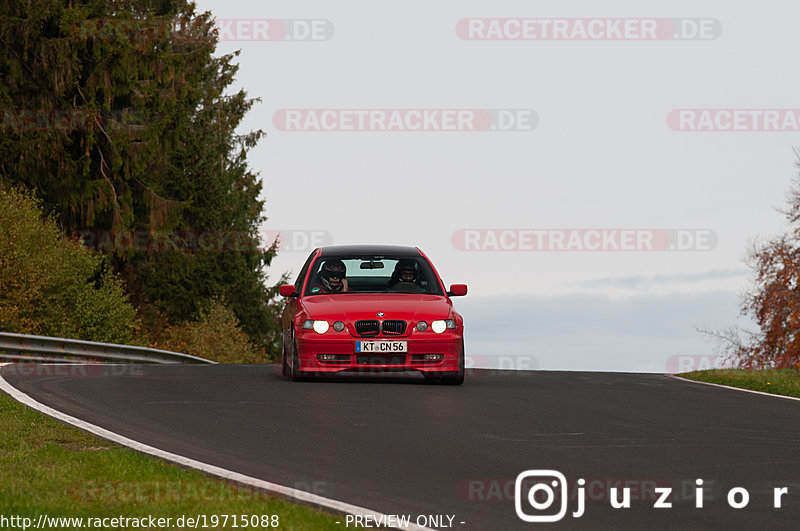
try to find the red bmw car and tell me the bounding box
[278,245,467,384]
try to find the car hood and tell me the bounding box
[301,294,453,321]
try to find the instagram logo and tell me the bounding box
[515,470,575,522]
[512,470,789,521]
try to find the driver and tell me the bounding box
[387,259,418,289]
[310,259,348,293]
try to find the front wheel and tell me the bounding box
[281,331,291,377]
[289,336,313,381]
[290,337,301,380]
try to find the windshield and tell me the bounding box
[304,255,443,296]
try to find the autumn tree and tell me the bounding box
[723,154,800,368]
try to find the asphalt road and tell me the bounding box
[2,364,800,530]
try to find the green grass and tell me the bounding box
[0,391,343,529]
[680,368,800,399]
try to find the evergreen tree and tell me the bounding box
[0,0,281,355]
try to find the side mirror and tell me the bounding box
[279,284,297,297]
[448,284,467,297]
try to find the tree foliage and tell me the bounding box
[724,154,800,369]
[0,185,139,343]
[0,1,281,355]
[149,297,263,363]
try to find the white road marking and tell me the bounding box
[668,374,800,403]
[0,364,431,530]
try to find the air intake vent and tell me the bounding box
[381,320,407,335]
[356,355,407,365]
[355,320,380,337]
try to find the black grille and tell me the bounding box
[356,355,407,365]
[355,320,380,337]
[381,320,407,335]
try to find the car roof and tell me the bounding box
[318,245,422,257]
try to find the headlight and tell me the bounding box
[303,320,330,334]
[333,321,345,332]
[416,321,428,332]
[431,319,455,334]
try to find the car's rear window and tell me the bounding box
[304,256,443,296]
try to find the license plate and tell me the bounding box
[355,341,407,353]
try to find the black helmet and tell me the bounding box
[394,259,418,283]
[321,259,346,291]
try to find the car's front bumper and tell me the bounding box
[295,334,462,374]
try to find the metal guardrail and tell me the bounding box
[0,332,216,365]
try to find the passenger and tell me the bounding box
[387,259,418,289]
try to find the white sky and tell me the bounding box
[195,0,800,371]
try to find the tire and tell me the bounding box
[440,342,465,386]
[281,331,291,377]
[290,337,301,380]
[290,335,313,381]
[423,371,442,381]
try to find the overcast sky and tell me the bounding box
[194,0,799,372]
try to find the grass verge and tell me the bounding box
[679,369,800,399]
[0,390,343,529]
